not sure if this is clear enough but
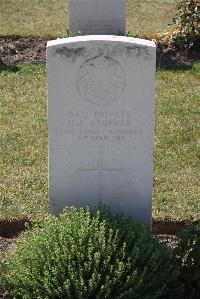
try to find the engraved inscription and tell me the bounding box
[76,56,126,105]
[57,110,142,143]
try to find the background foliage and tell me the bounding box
[169,0,200,49]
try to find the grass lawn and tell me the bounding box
[0,65,48,221]
[0,0,179,37]
[0,63,199,222]
[154,64,200,221]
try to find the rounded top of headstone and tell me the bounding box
[47,36,156,48]
[76,56,126,105]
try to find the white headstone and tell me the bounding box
[68,0,126,35]
[47,36,156,225]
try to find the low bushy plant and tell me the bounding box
[1,207,180,299]
[173,223,200,298]
[170,0,200,49]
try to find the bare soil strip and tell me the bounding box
[0,36,199,66]
[1,218,198,238]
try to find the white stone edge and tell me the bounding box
[47,35,156,48]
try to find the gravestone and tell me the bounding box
[47,35,156,225]
[68,0,126,35]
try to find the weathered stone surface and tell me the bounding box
[47,36,156,225]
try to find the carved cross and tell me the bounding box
[78,146,122,201]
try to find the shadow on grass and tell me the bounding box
[156,63,192,72]
[0,219,30,238]
[0,62,19,73]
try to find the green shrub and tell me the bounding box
[173,223,200,298]
[170,0,200,49]
[1,207,180,299]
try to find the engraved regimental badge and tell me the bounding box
[76,56,126,105]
